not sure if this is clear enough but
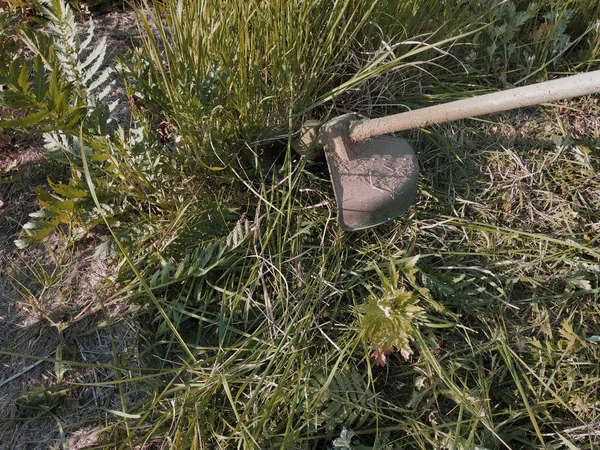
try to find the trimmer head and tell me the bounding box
[321,114,419,231]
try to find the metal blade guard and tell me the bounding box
[321,114,419,231]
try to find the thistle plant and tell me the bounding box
[357,262,425,366]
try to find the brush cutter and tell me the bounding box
[299,70,600,231]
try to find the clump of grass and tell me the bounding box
[122,0,492,166]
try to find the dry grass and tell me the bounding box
[0,138,144,450]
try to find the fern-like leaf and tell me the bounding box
[301,368,376,434]
[147,219,251,289]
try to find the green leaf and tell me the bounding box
[91,153,110,162]
[48,74,74,118]
[160,262,172,285]
[48,69,59,109]
[34,187,54,208]
[17,64,30,92]
[397,255,421,286]
[48,180,88,199]
[65,106,91,128]
[85,103,110,134]
[0,110,50,129]
[54,85,72,118]
[0,90,36,109]
[54,343,68,383]
[33,56,48,101]
[21,215,63,245]
[8,58,21,82]
[174,258,187,280]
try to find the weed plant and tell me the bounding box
[1,0,600,448]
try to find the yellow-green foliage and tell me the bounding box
[358,263,425,366]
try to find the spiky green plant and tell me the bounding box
[0,0,113,131]
[358,263,425,366]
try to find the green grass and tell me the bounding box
[1,0,600,448]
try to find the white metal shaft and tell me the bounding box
[348,70,600,142]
